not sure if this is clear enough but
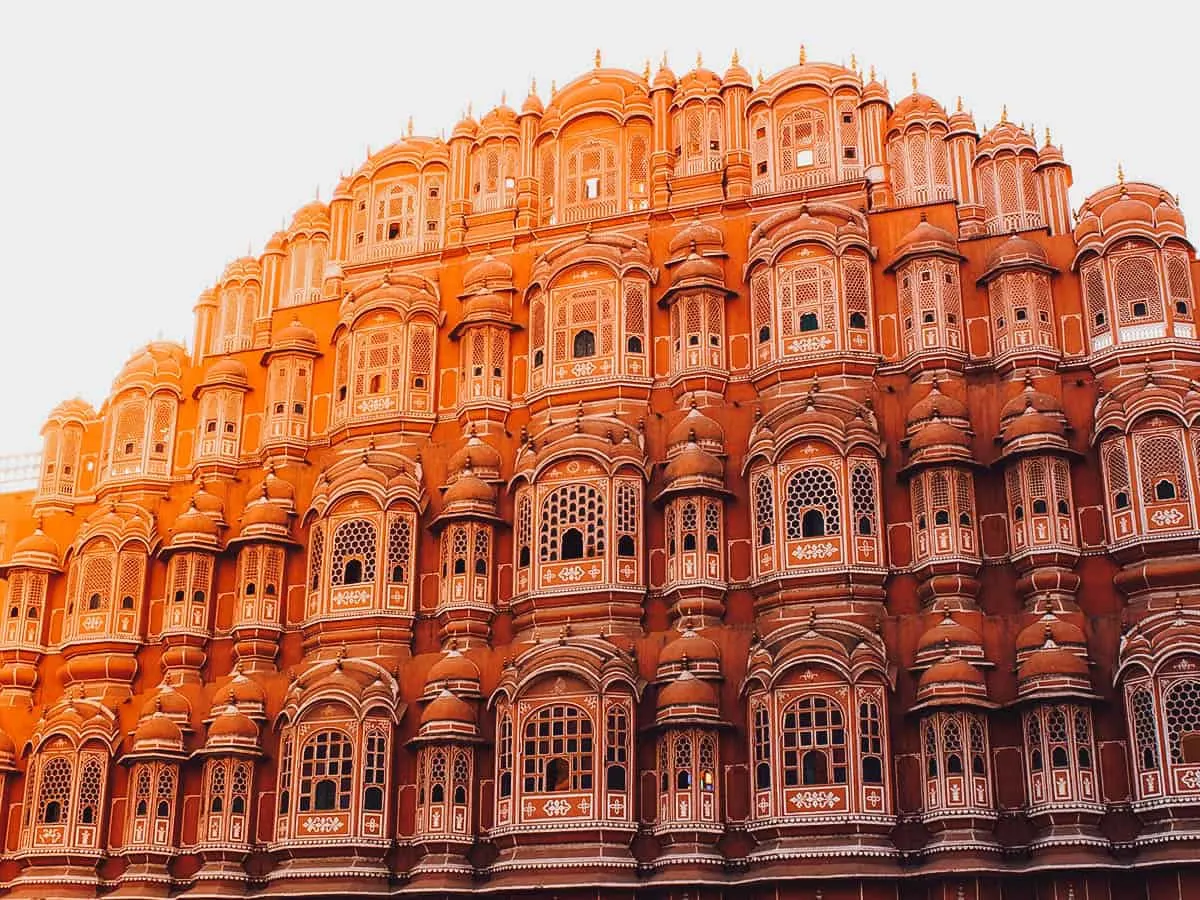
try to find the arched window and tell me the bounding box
[37,756,72,824]
[781,695,847,787]
[784,466,841,540]
[1132,686,1160,770]
[522,704,594,793]
[753,701,772,790]
[1165,680,1200,764]
[573,329,596,358]
[330,518,378,587]
[859,699,884,784]
[539,482,605,562]
[605,706,629,791]
[754,474,775,547]
[497,712,513,799]
[298,730,353,813]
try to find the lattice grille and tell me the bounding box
[1132,686,1159,768]
[752,271,772,343]
[299,730,353,812]
[616,481,639,535]
[516,492,531,566]
[781,695,847,786]
[1114,254,1164,323]
[785,466,841,538]
[1167,252,1193,303]
[754,473,775,545]
[38,756,71,823]
[540,482,605,561]
[78,756,103,825]
[1166,680,1200,763]
[624,281,646,352]
[330,518,378,585]
[521,703,594,792]
[1138,433,1189,502]
[308,523,324,591]
[387,515,412,583]
[851,463,877,535]
[955,472,974,523]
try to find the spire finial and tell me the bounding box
[799,44,806,64]
[500,89,507,105]
[406,115,413,137]
[869,64,876,81]
[1000,104,1008,124]
[661,51,668,69]
[850,52,857,70]
[467,100,473,118]
[550,79,556,93]
[594,48,601,69]
[530,76,537,95]
[956,95,963,113]
[1117,162,1125,184]
[643,58,651,80]
[911,71,918,93]
[756,67,764,85]
[731,48,739,66]
[696,50,702,68]
[1044,126,1052,147]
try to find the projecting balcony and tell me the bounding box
[985,210,1044,235]
[348,235,443,265]
[674,154,723,177]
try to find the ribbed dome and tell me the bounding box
[908,418,971,452]
[170,500,220,543]
[657,669,718,711]
[132,708,184,752]
[1016,614,1086,656]
[443,473,496,506]
[421,689,475,726]
[663,443,724,483]
[977,119,1037,156]
[462,254,514,292]
[667,406,724,450]
[984,234,1049,274]
[221,256,262,283]
[1018,643,1089,680]
[274,317,318,349]
[208,705,259,742]
[659,626,720,669]
[289,200,331,233]
[918,656,986,693]
[141,686,191,722]
[427,649,480,687]
[917,613,983,656]
[896,217,957,256]
[447,433,502,479]
[907,380,969,427]
[11,526,60,563]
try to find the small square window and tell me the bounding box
[1015,308,1028,321]
[921,271,932,283]
[584,176,601,199]
[387,223,400,240]
[796,149,814,168]
[429,186,439,198]
[1133,301,1148,317]
[756,126,767,139]
[426,220,438,232]
[757,161,768,175]
[709,139,720,151]
[504,176,516,190]
[355,232,364,245]
[843,147,857,160]
[1039,311,1049,323]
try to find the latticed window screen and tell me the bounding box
[307,523,325,591]
[330,518,378,586]
[298,730,354,812]
[784,466,841,538]
[516,492,532,568]
[387,515,412,583]
[1082,261,1110,337]
[1132,686,1160,769]
[616,480,640,547]
[539,483,606,561]
[1103,439,1132,507]
[1137,432,1189,503]
[778,106,830,174]
[1165,680,1200,763]
[78,755,103,825]
[781,695,847,786]
[521,703,594,792]
[843,256,871,330]
[1166,252,1193,313]
[751,270,773,344]
[777,259,836,337]
[850,463,877,535]
[37,756,71,823]
[754,473,775,546]
[1113,254,1164,324]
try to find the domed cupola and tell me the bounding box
[1015,626,1095,702]
[656,620,722,681]
[421,642,482,701]
[128,699,187,760]
[914,651,991,709]
[977,229,1061,372]
[202,694,261,755]
[655,664,721,725]
[998,375,1072,458]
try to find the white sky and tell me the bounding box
[0,0,1194,456]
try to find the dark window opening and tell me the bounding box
[617,535,636,557]
[1133,301,1148,317]
[533,349,544,367]
[1115,490,1130,510]
[934,510,950,526]
[799,312,819,332]
[546,757,571,791]
[364,786,383,811]
[801,509,825,537]
[627,335,643,354]
[863,756,883,784]
[343,559,363,585]
[802,750,829,785]
[314,779,337,811]
[758,325,771,343]
[1155,479,1177,501]
[1033,499,1048,515]
[849,312,867,329]
[573,330,596,358]
[606,765,626,791]
[561,528,585,560]
[755,761,771,790]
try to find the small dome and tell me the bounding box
[462,254,514,293]
[907,380,969,427]
[667,406,724,450]
[133,708,184,752]
[888,89,948,133]
[242,496,289,530]
[947,98,977,135]
[170,500,220,544]
[11,526,60,564]
[658,625,721,671]
[421,689,475,726]
[289,200,331,233]
[221,256,262,283]
[443,473,497,506]
[918,655,986,694]
[479,103,519,134]
[273,317,319,349]
[983,233,1049,274]
[722,52,752,88]
[1016,613,1085,657]
[113,342,185,392]
[652,61,678,91]
[908,418,971,453]
[663,443,724,483]
[223,668,267,709]
[208,705,259,743]
[977,119,1037,156]
[916,613,983,656]
[668,217,725,258]
[861,73,889,105]
[204,357,249,385]
[447,433,502,480]
[47,397,96,425]
[141,686,191,722]
[451,111,479,140]
[895,217,957,258]
[521,86,544,116]
[677,63,721,97]
[670,253,725,288]
[1018,643,1089,680]
[264,230,287,253]
[657,669,718,712]
[426,648,481,689]
[191,481,225,519]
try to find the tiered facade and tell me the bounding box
[2,49,1200,899]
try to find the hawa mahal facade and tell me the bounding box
[1,48,1199,900]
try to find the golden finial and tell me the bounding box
[594,48,601,69]
[1044,127,1052,147]
[955,95,963,113]
[642,58,650,80]
[868,64,876,82]
[661,51,668,69]
[406,115,413,137]
[550,79,557,93]
[501,89,507,105]
[1000,104,1008,124]
[467,100,473,118]
[731,48,739,66]
[756,67,764,85]
[1117,163,1125,184]
[911,71,918,94]
[799,44,807,64]
[696,50,702,68]
[530,76,537,94]
[850,52,857,70]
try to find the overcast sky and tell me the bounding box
[0,0,1194,456]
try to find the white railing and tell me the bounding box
[562,199,620,223]
[0,453,40,492]
[283,288,322,307]
[986,211,1043,235]
[349,236,443,264]
[674,155,723,177]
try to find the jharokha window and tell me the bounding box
[493,689,634,832]
[515,461,643,596]
[1100,417,1197,547]
[527,266,649,396]
[331,310,437,426]
[21,742,110,854]
[306,506,418,622]
[748,678,891,822]
[1123,672,1200,805]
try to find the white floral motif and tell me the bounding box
[1151,508,1185,526]
[789,790,840,810]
